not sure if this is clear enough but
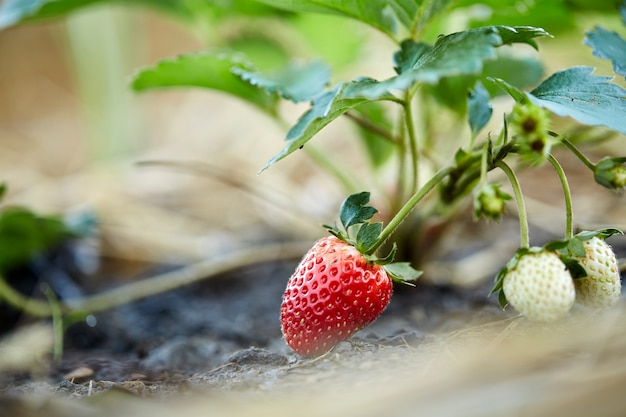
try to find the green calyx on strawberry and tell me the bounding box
[280,192,421,357]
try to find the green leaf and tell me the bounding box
[0,0,282,29]
[456,0,574,34]
[468,82,493,136]
[0,0,192,29]
[255,0,450,40]
[131,51,278,114]
[355,222,383,253]
[528,66,626,135]
[393,40,432,74]
[260,78,397,171]
[233,60,331,103]
[481,53,544,96]
[357,26,549,99]
[383,262,422,284]
[584,26,626,79]
[292,13,365,70]
[339,191,378,230]
[0,183,6,202]
[486,77,529,103]
[0,208,72,272]
[494,25,552,50]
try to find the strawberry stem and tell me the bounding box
[404,91,420,197]
[496,160,529,248]
[561,138,595,170]
[366,166,454,255]
[547,154,574,240]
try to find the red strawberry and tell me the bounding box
[280,236,393,357]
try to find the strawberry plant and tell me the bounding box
[2,1,626,351]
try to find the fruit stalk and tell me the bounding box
[366,166,454,255]
[547,154,574,239]
[495,160,529,248]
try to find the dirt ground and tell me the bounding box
[1,243,626,417]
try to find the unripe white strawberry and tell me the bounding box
[574,237,621,308]
[502,249,576,322]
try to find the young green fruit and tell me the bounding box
[502,249,576,322]
[574,237,621,308]
[280,236,393,357]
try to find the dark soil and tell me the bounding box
[0,252,507,398]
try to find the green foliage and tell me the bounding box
[260,79,398,172]
[528,67,626,135]
[584,25,626,79]
[325,191,422,283]
[468,82,492,136]
[339,191,378,229]
[0,0,191,28]
[3,0,626,320]
[480,53,544,96]
[357,26,549,99]
[0,0,282,29]
[233,60,330,103]
[0,208,72,272]
[255,0,453,41]
[131,52,279,115]
[456,0,575,34]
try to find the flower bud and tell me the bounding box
[594,157,626,191]
[509,102,553,165]
[473,183,512,221]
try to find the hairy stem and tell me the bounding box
[344,112,399,144]
[367,166,454,254]
[41,284,64,361]
[496,161,529,248]
[404,92,420,196]
[561,138,595,170]
[548,154,574,240]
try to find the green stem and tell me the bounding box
[479,142,489,185]
[404,92,419,196]
[0,274,52,317]
[367,166,454,254]
[547,154,574,240]
[561,138,595,170]
[344,112,399,144]
[41,284,64,361]
[496,161,529,248]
